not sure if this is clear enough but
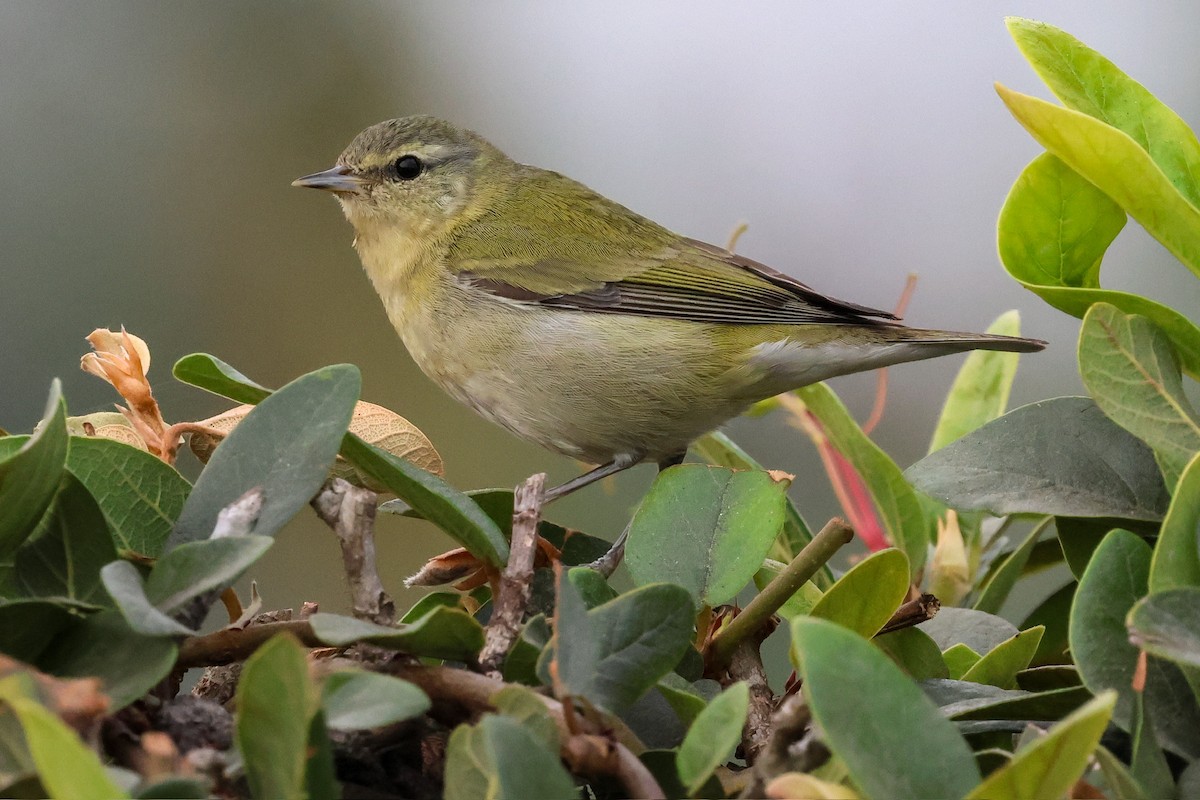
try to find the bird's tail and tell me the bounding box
[895,328,1046,354]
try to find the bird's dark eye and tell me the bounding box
[393,155,423,180]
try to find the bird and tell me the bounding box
[294,116,1044,504]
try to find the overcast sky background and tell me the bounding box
[1,2,1197,613]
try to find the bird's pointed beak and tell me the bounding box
[292,164,370,195]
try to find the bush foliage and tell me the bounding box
[2,17,1200,800]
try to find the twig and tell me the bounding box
[479,473,545,676]
[727,631,774,765]
[709,519,854,667]
[877,593,940,636]
[564,734,666,800]
[742,692,829,798]
[311,477,393,625]
[177,620,323,668]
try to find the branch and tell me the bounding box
[478,473,545,676]
[311,477,393,625]
[177,620,323,668]
[877,592,940,636]
[710,519,854,667]
[564,734,665,800]
[173,488,264,631]
[727,633,774,765]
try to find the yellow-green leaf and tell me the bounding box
[808,549,909,639]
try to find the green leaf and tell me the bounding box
[924,679,1092,723]
[35,609,177,709]
[443,715,577,800]
[567,567,617,609]
[905,397,1169,520]
[1128,588,1200,671]
[973,518,1052,614]
[1021,582,1076,666]
[303,711,338,800]
[963,690,1116,800]
[321,671,430,731]
[15,474,118,606]
[797,384,931,575]
[0,600,78,662]
[0,382,68,560]
[144,536,273,612]
[1070,529,1200,757]
[341,434,508,566]
[236,634,319,800]
[808,548,909,638]
[1079,304,1200,487]
[997,84,1200,280]
[172,353,271,405]
[960,627,1045,689]
[943,644,982,680]
[920,607,1020,656]
[398,591,462,623]
[930,311,1024,452]
[997,152,1200,378]
[1149,452,1200,592]
[1130,693,1175,800]
[100,561,194,637]
[626,464,787,608]
[1006,18,1200,208]
[543,576,695,714]
[874,628,949,681]
[168,364,360,548]
[676,681,748,796]
[0,692,127,800]
[490,685,561,753]
[309,608,485,662]
[65,436,190,559]
[792,617,981,799]
[693,430,821,573]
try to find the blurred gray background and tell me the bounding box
[2,2,1198,617]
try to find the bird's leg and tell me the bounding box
[541,452,641,504]
[587,449,688,578]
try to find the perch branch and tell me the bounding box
[177,620,323,668]
[727,632,774,765]
[710,518,853,667]
[877,592,940,636]
[478,473,545,676]
[311,477,393,625]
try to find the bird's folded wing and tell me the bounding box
[447,172,897,326]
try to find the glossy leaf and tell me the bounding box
[0,691,127,800]
[1007,18,1200,208]
[35,609,177,709]
[1021,581,1075,666]
[144,536,273,612]
[792,617,981,800]
[309,608,485,662]
[65,436,190,559]
[905,397,1169,521]
[1149,452,1200,592]
[930,311,1024,452]
[960,627,1045,690]
[1079,304,1200,487]
[943,644,982,680]
[443,714,577,800]
[15,474,117,606]
[998,153,1200,377]
[543,576,695,714]
[1128,588,1200,670]
[321,671,430,731]
[997,83,1200,279]
[676,682,748,796]
[341,433,508,566]
[236,634,320,800]
[693,430,821,572]
[168,364,360,548]
[172,353,271,405]
[1094,746,1151,800]
[808,548,908,638]
[963,690,1115,800]
[626,464,787,608]
[0,382,68,560]
[1071,529,1200,757]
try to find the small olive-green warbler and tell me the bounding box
[295,116,1043,501]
